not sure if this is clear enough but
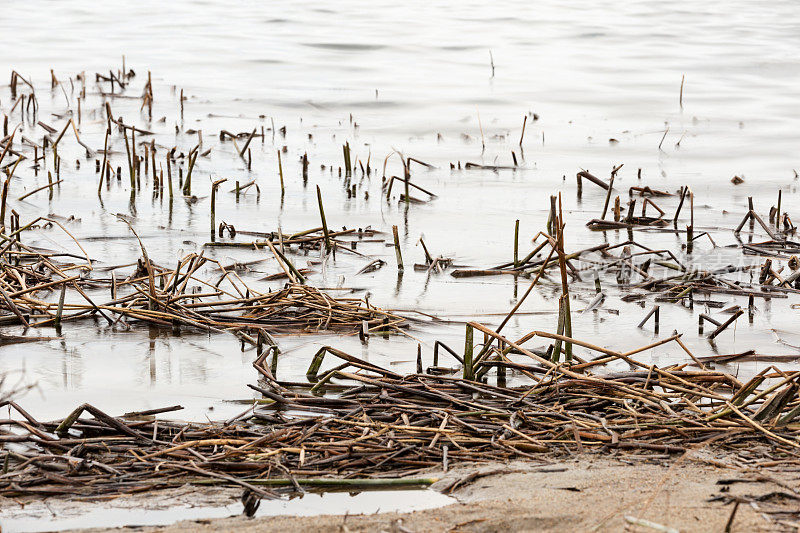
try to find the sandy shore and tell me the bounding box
[9,453,788,532]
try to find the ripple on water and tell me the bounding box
[302,42,388,52]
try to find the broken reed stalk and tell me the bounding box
[239,128,256,159]
[403,158,410,205]
[419,238,434,265]
[576,170,609,191]
[182,146,199,196]
[54,283,67,326]
[268,241,306,284]
[463,323,474,380]
[547,195,557,236]
[0,179,8,230]
[210,178,227,242]
[277,150,285,196]
[316,185,332,254]
[392,225,403,271]
[52,118,72,148]
[150,141,157,190]
[552,297,564,359]
[265,240,295,283]
[687,189,695,250]
[600,171,616,220]
[131,128,137,187]
[496,238,557,333]
[553,197,572,362]
[708,309,744,340]
[123,126,134,189]
[18,180,64,202]
[98,126,109,196]
[658,127,669,150]
[343,142,351,176]
[637,305,660,333]
[166,154,173,199]
[513,219,520,268]
[674,186,687,229]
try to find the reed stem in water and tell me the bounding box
[316,185,332,254]
[463,323,474,380]
[392,225,403,271]
[277,150,285,197]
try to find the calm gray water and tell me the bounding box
[0,0,799,420]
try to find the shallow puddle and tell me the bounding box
[0,489,455,532]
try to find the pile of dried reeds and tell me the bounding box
[0,244,403,338]
[3,319,800,499]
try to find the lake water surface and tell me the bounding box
[0,0,799,427]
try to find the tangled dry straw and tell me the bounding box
[2,320,800,500]
[0,232,404,341]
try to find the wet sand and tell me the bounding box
[60,454,798,532]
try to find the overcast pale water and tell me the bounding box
[0,0,799,422]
